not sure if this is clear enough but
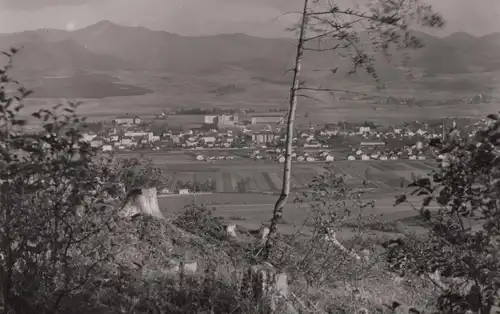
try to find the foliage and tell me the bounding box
[392,112,500,313]
[271,168,380,288]
[0,50,158,314]
[173,203,226,241]
[117,158,169,193]
[264,0,444,260]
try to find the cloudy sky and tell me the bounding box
[0,0,498,37]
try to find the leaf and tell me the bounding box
[330,67,339,74]
[428,138,442,148]
[422,196,433,207]
[417,190,430,196]
[486,114,499,121]
[393,194,407,207]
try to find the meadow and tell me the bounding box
[17,69,500,124]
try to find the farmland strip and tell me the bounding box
[261,172,277,191]
[215,172,225,193]
[230,172,238,192]
[222,172,233,193]
[167,172,177,191]
[269,172,282,190]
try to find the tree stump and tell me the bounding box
[120,187,164,219]
[241,263,296,314]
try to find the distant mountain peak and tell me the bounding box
[80,20,122,32]
[93,20,118,27]
[446,32,477,41]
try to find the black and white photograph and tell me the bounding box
[0,0,498,313]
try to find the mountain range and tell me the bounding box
[0,20,499,98]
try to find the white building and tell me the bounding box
[202,136,216,144]
[359,126,371,134]
[325,155,335,162]
[205,115,217,124]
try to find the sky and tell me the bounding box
[0,0,498,37]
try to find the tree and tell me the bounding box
[262,0,444,260]
[118,158,169,193]
[0,51,154,313]
[273,168,378,287]
[392,113,500,313]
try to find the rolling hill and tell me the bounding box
[0,21,498,100]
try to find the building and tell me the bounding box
[121,137,132,146]
[325,155,335,162]
[114,116,141,125]
[90,137,103,148]
[202,136,216,144]
[205,115,217,124]
[102,144,113,152]
[359,126,371,134]
[252,132,277,144]
[204,114,238,126]
[82,132,97,142]
[217,115,238,126]
[251,116,284,124]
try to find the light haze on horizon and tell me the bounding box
[0,0,498,37]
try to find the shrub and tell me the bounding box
[393,113,500,313]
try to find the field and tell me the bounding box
[156,159,436,193]
[151,158,444,236]
[17,69,500,125]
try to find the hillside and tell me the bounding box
[0,21,499,101]
[2,21,500,77]
[0,33,136,76]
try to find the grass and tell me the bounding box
[17,69,500,124]
[95,210,440,314]
[27,72,153,99]
[152,158,438,251]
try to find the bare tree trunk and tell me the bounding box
[262,0,309,261]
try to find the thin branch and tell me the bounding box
[272,11,303,24]
[303,43,348,51]
[297,94,328,104]
[297,86,374,98]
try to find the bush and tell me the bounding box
[173,203,226,240]
[393,113,500,313]
[0,51,168,314]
